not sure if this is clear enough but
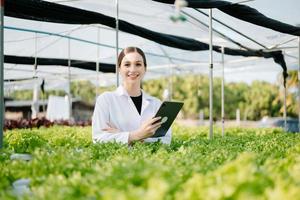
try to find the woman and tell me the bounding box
[92,47,171,145]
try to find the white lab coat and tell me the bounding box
[92,85,172,145]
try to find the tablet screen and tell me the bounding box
[151,101,184,138]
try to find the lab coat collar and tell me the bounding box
[116,85,153,115]
[116,85,128,97]
[116,85,153,100]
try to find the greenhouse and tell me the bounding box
[1,0,300,199]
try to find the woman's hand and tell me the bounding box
[129,117,162,143]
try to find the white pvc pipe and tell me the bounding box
[221,46,225,137]
[115,0,119,87]
[209,9,213,139]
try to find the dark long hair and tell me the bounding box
[117,47,147,68]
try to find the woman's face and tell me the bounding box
[119,52,146,85]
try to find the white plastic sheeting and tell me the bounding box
[46,95,71,121]
[3,0,300,92]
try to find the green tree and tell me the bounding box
[9,75,295,120]
[241,81,280,120]
[274,70,298,117]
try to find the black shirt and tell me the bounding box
[130,94,142,115]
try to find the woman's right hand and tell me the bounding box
[129,117,162,143]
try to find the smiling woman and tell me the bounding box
[118,47,147,91]
[92,47,171,145]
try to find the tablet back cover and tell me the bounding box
[152,101,183,138]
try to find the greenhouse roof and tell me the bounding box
[3,0,300,91]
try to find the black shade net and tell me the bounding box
[4,55,115,73]
[152,0,300,36]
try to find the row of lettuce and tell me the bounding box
[0,125,300,199]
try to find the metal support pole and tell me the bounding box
[284,85,287,131]
[31,33,39,119]
[209,9,213,139]
[221,46,225,137]
[168,64,173,101]
[68,37,72,120]
[96,27,100,97]
[34,33,37,71]
[298,37,300,132]
[0,0,4,148]
[115,0,119,87]
[158,45,174,100]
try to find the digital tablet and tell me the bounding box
[151,101,184,138]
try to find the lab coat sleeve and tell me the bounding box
[160,128,172,144]
[92,94,130,144]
